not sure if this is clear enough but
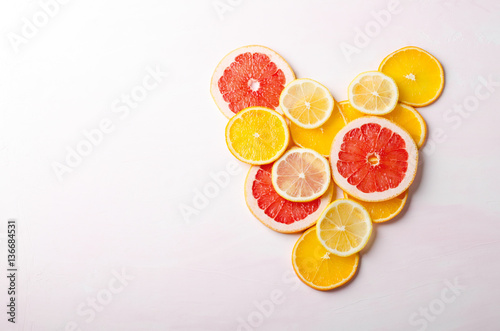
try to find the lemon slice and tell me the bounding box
[292,227,359,291]
[280,79,334,129]
[348,71,398,115]
[379,46,444,107]
[225,107,289,165]
[271,148,330,202]
[316,199,372,256]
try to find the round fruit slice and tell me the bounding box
[225,107,289,165]
[339,101,427,149]
[245,164,333,233]
[330,116,418,202]
[279,78,334,129]
[379,46,444,107]
[272,148,331,202]
[292,226,359,291]
[211,45,295,118]
[290,102,346,156]
[316,199,372,256]
[348,71,398,115]
[344,191,408,223]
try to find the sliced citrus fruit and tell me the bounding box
[330,117,418,202]
[348,71,398,115]
[339,101,427,148]
[292,226,359,291]
[316,199,372,256]
[344,191,408,223]
[279,78,334,129]
[272,148,330,202]
[245,164,333,233]
[290,102,346,156]
[225,107,289,165]
[211,45,295,118]
[379,46,444,107]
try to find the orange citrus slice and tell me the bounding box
[344,191,408,223]
[280,78,334,129]
[348,71,399,115]
[316,199,372,256]
[272,148,331,202]
[289,102,346,156]
[225,107,289,165]
[339,101,427,149]
[379,46,444,107]
[292,226,359,291]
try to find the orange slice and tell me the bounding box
[379,46,444,107]
[292,226,359,291]
[344,191,408,223]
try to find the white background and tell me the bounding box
[0,0,499,330]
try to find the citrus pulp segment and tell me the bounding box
[292,226,359,290]
[225,107,289,165]
[330,116,418,202]
[211,45,295,118]
[379,46,444,107]
[272,148,331,202]
[245,164,333,233]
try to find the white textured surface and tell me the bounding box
[0,0,499,330]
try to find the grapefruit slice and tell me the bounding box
[292,226,359,291]
[245,164,333,233]
[330,117,418,202]
[211,45,295,118]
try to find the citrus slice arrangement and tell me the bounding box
[211,45,445,290]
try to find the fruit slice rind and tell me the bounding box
[279,78,335,129]
[330,116,418,202]
[245,165,334,233]
[211,45,296,118]
[348,71,399,115]
[225,106,290,165]
[272,148,331,202]
[316,199,372,257]
[292,226,359,291]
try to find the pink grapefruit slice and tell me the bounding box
[330,117,418,202]
[244,164,333,233]
[211,45,295,119]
